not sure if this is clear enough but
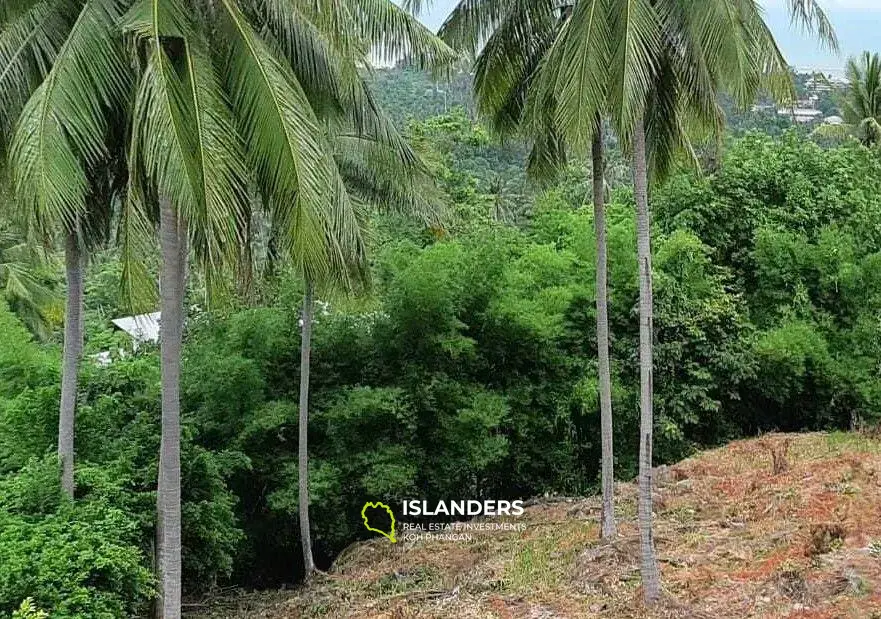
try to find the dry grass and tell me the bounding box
[187,432,881,619]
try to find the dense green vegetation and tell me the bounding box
[2,0,876,614]
[2,107,881,613]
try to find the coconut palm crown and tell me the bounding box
[843,51,881,147]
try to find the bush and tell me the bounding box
[0,502,153,618]
[656,132,881,432]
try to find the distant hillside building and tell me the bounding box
[805,75,833,93]
[779,108,823,124]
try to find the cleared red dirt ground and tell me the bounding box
[188,432,881,618]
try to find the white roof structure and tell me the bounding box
[824,115,845,126]
[780,108,823,123]
[111,312,161,345]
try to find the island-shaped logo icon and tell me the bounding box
[361,501,397,543]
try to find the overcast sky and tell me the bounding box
[412,1,881,74]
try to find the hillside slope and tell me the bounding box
[189,433,881,618]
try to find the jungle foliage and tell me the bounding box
[1,115,880,614]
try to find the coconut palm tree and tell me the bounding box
[285,84,445,580]
[536,0,836,602]
[2,0,130,500]
[286,78,447,577]
[238,4,451,580]
[4,0,454,615]
[126,1,452,608]
[410,0,622,539]
[843,52,881,147]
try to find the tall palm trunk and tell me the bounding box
[298,278,316,577]
[157,198,186,618]
[58,231,83,498]
[633,118,660,602]
[592,121,616,539]
[238,203,254,300]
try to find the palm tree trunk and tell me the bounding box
[633,117,660,602]
[157,198,186,619]
[592,122,616,540]
[298,278,316,578]
[238,202,253,300]
[58,231,83,499]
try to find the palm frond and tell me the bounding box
[400,0,430,15]
[0,224,60,337]
[0,0,77,154]
[472,0,557,137]
[8,0,130,237]
[842,52,881,146]
[178,29,250,275]
[525,125,567,183]
[254,0,356,117]
[349,0,459,72]
[284,0,365,62]
[218,0,334,282]
[321,163,369,291]
[608,0,662,142]
[0,0,52,22]
[658,2,724,141]
[684,0,755,108]
[644,49,702,181]
[123,0,250,304]
[2,261,58,337]
[539,0,612,151]
[256,0,429,175]
[785,0,838,52]
[333,133,442,224]
[117,174,157,313]
[744,2,796,103]
[437,0,515,57]
[8,85,87,234]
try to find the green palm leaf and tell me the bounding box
[8,0,130,236]
[541,0,612,151]
[785,0,838,52]
[219,0,334,282]
[257,0,424,172]
[0,0,52,22]
[472,0,557,136]
[254,0,358,116]
[437,0,514,56]
[842,52,881,147]
[0,0,77,153]
[333,133,441,222]
[122,0,250,304]
[0,226,59,337]
[352,0,458,71]
[608,0,662,140]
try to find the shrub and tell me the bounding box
[0,502,153,618]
